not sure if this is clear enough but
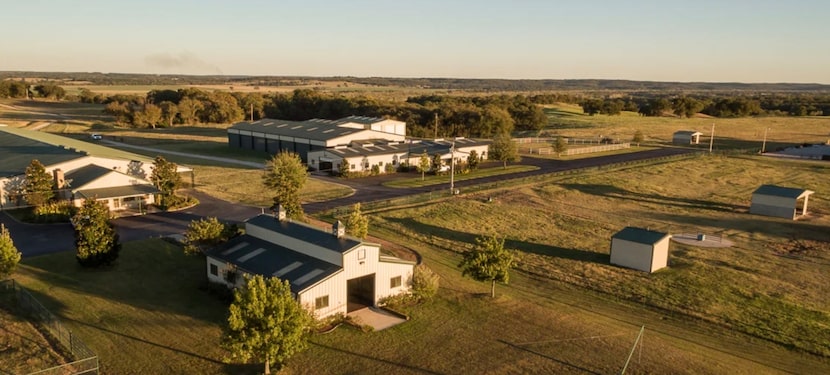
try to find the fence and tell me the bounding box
[0,279,99,375]
[351,151,699,214]
[563,143,631,156]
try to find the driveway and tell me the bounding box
[0,212,75,257]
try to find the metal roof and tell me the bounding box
[76,184,159,200]
[612,227,670,245]
[246,214,362,253]
[753,184,814,199]
[0,128,86,178]
[0,126,155,166]
[673,130,702,136]
[64,164,113,189]
[207,235,341,293]
[230,118,366,142]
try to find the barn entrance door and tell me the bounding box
[347,273,375,312]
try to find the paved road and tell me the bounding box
[4,146,696,257]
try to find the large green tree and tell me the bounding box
[184,217,233,255]
[552,136,568,157]
[150,156,181,210]
[223,275,312,374]
[262,152,308,219]
[23,159,54,207]
[489,135,520,169]
[73,199,120,267]
[0,224,22,279]
[458,234,515,298]
[345,203,368,239]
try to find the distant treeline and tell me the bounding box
[3,71,830,92]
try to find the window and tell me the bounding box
[390,276,402,288]
[315,295,329,310]
[378,161,383,166]
[358,249,366,260]
[209,263,218,276]
[350,164,355,170]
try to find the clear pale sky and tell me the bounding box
[2,0,829,83]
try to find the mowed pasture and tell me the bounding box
[0,290,71,373]
[542,103,830,152]
[362,154,830,367]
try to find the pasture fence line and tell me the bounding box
[346,151,699,215]
[563,143,631,156]
[0,279,99,375]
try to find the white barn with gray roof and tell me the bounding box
[205,208,415,319]
[227,116,406,163]
[750,184,815,219]
[610,227,671,273]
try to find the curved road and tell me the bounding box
[2,146,695,257]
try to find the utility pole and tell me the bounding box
[761,127,769,154]
[434,113,439,139]
[250,103,254,122]
[708,123,715,153]
[450,138,456,195]
[619,326,645,375]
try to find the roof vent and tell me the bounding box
[333,220,345,238]
[271,204,287,221]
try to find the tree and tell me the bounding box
[262,152,308,219]
[489,134,520,169]
[632,130,644,146]
[104,101,132,125]
[466,150,479,171]
[432,153,443,172]
[345,203,368,239]
[150,156,181,210]
[133,103,163,129]
[23,159,53,207]
[184,217,232,255]
[0,224,22,279]
[177,97,203,124]
[417,151,430,181]
[159,101,179,127]
[411,264,439,301]
[552,136,568,157]
[458,234,515,298]
[73,199,120,267]
[222,275,312,374]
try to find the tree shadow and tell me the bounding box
[385,217,608,264]
[497,339,603,375]
[310,341,446,375]
[559,183,743,213]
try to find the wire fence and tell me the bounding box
[0,279,99,375]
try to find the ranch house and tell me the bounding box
[750,184,815,220]
[205,207,416,319]
[0,126,189,213]
[610,227,671,273]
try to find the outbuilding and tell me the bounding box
[610,227,671,273]
[750,184,815,219]
[206,207,416,319]
[672,131,703,145]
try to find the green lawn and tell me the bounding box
[383,165,539,188]
[0,288,70,373]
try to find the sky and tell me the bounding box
[2,0,829,83]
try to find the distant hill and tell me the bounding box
[2,71,829,93]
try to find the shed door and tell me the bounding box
[347,274,375,312]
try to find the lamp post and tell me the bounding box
[761,127,769,154]
[708,123,715,153]
[450,138,456,195]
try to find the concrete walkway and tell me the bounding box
[348,307,407,331]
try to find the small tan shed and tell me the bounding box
[750,185,814,220]
[610,227,671,273]
[672,131,703,145]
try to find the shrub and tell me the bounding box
[412,264,440,301]
[32,201,77,223]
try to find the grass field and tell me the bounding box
[0,289,70,373]
[366,154,830,360]
[541,103,830,152]
[383,165,539,188]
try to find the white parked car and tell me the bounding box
[90,133,103,140]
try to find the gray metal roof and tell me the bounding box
[0,129,86,178]
[753,184,813,199]
[246,214,362,253]
[673,130,702,136]
[76,184,159,199]
[612,227,670,245]
[230,118,366,142]
[64,164,113,189]
[207,235,342,293]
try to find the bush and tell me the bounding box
[412,264,440,301]
[32,201,77,223]
[384,164,397,174]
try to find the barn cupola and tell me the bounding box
[333,220,345,238]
